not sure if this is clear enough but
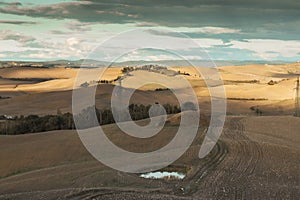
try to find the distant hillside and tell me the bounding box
[0,60,296,68]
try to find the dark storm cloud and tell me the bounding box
[148,29,299,43]
[0,30,35,43]
[0,1,22,6]
[0,1,136,23]
[0,0,299,39]
[0,20,37,24]
[50,30,71,35]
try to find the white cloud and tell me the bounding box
[182,26,241,34]
[194,26,241,34]
[0,25,299,61]
[0,34,96,60]
[65,20,92,32]
[113,49,175,62]
[0,40,22,52]
[230,39,300,59]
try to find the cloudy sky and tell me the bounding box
[0,0,299,61]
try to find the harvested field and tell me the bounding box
[0,116,298,199]
[0,63,299,199]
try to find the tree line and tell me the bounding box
[0,103,181,135]
[74,103,181,129]
[0,113,74,135]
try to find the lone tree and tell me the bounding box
[80,82,89,88]
[182,102,197,111]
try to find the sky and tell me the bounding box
[0,0,299,62]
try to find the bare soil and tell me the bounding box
[0,116,298,199]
